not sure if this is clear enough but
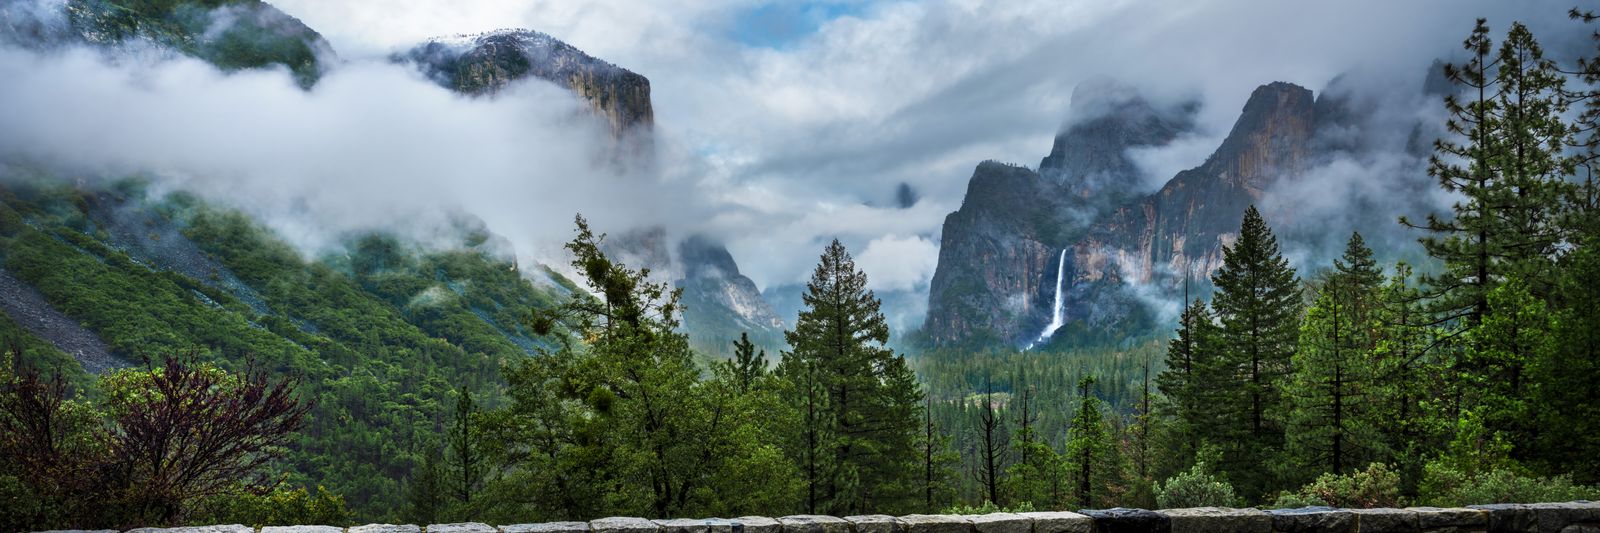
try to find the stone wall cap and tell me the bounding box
[502,522,590,533]
[731,518,781,527]
[591,518,661,533]
[897,514,972,533]
[1015,512,1091,533]
[843,515,906,533]
[351,524,424,533]
[1159,507,1269,516]
[776,515,850,533]
[1268,506,1350,515]
[964,513,1026,533]
[127,526,253,533]
[262,527,343,533]
[428,523,496,533]
[1015,511,1090,520]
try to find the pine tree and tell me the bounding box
[1288,289,1372,478]
[1491,23,1574,298]
[1405,18,1505,330]
[402,445,447,525]
[730,332,768,394]
[777,239,923,514]
[1370,263,1442,497]
[1209,206,1301,500]
[919,395,961,511]
[1156,297,1221,465]
[448,386,481,505]
[1064,376,1115,508]
[972,376,1006,506]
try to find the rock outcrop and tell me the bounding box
[923,80,1195,347]
[925,81,1320,348]
[401,29,654,141]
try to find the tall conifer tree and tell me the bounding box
[1209,206,1301,499]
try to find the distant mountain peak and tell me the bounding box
[399,27,654,139]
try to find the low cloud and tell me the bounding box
[855,234,939,293]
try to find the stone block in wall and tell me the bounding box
[127,525,254,533]
[593,517,663,533]
[1527,501,1600,533]
[733,516,783,533]
[656,518,739,533]
[845,514,908,533]
[966,512,1029,533]
[1016,511,1091,533]
[429,523,497,533]
[1159,506,1271,533]
[351,525,424,533]
[1407,507,1487,533]
[263,527,343,533]
[899,514,973,533]
[778,515,851,533]
[1076,508,1170,533]
[1351,508,1419,533]
[1469,504,1539,533]
[503,522,592,533]
[1268,506,1356,533]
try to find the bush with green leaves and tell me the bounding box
[1274,463,1403,509]
[1155,463,1238,509]
[1419,463,1600,507]
[941,500,1037,514]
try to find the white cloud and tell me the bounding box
[855,234,940,292]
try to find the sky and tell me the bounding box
[1,0,1590,331]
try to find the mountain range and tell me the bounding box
[0,0,1455,375]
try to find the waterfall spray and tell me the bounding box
[1025,249,1068,350]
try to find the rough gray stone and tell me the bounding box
[1352,508,1420,533]
[1270,506,1356,533]
[1470,504,1539,533]
[262,527,342,533]
[966,513,1028,533]
[733,516,783,533]
[429,524,496,533]
[127,526,254,533]
[502,522,592,533]
[1016,511,1092,533]
[1407,507,1487,532]
[655,519,736,533]
[777,515,851,533]
[351,525,423,533]
[845,515,907,533]
[1529,501,1600,533]
[1558,525,1600,533]
[1076,508,1170,533]
[593,518,662,533]
[1158,507,1271,533]
[899,514,972,533]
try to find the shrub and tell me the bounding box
[1419,462,1600,507]
[942,500,1037,514]
[1276,463,1404,509]
[1155,462,1238,509]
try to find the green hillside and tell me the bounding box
[0,173,577,518]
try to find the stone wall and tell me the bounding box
[39,502,1600,533]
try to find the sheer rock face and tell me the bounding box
[926,81,1319,348]
[923,81,1196,347]
[401,29,654,140]
[678,234,786,335]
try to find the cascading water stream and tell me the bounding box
[1025,249,1068,350]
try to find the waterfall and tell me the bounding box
[1026,249,1068,350]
